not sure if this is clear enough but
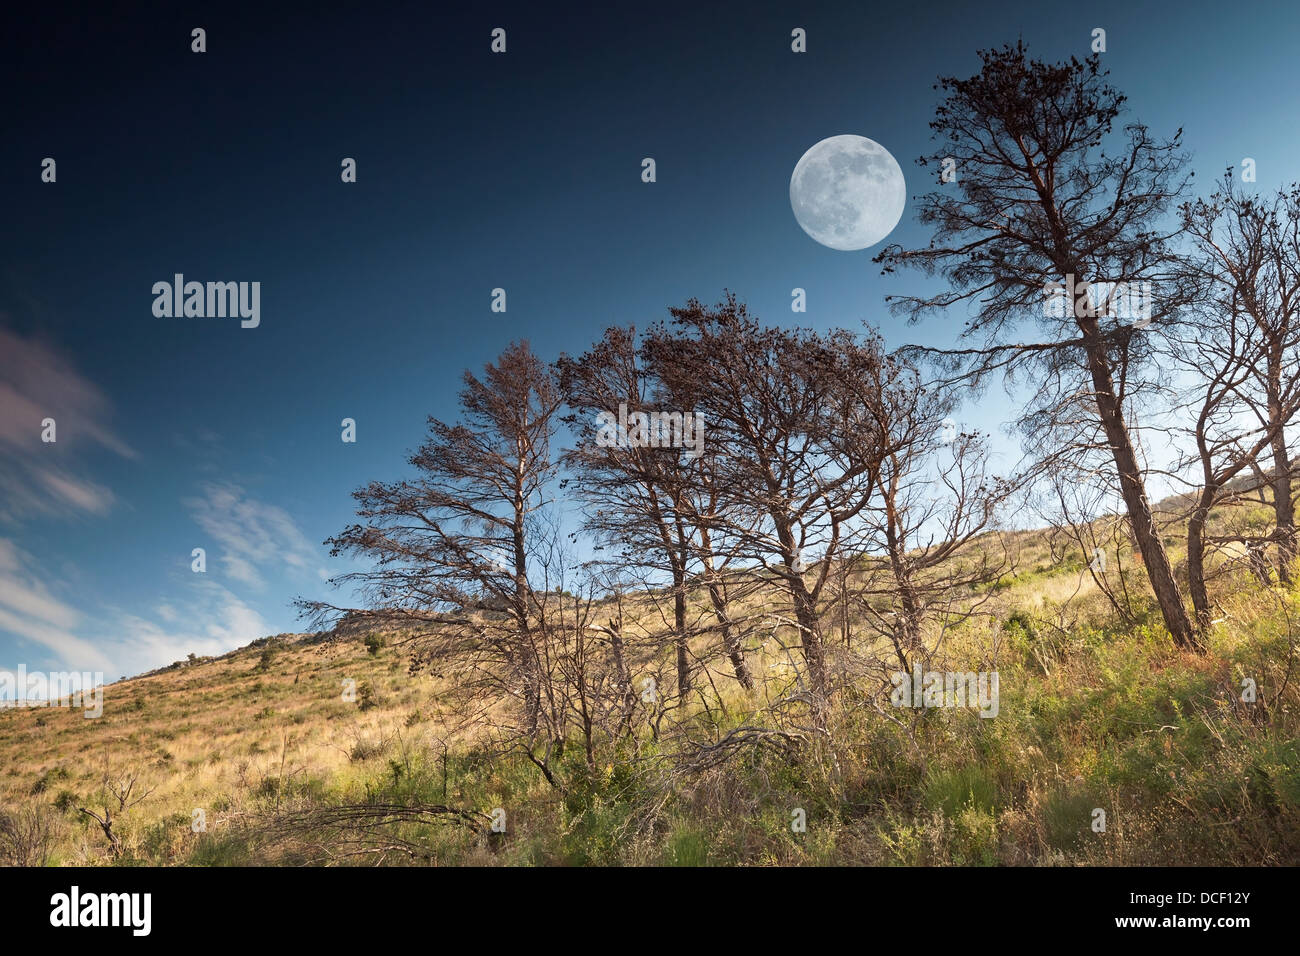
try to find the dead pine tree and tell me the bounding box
[302,341,567,780]
[877,43,1202,650]
[1174,174,1300,623]
[558,327,699,698]
[851,360,1021,672]
[643,297,892,721]
[557,326,757,695]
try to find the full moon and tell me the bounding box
[789,135,906,251]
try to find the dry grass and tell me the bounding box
[1,516,1296,866]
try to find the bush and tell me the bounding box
[924,765,999,817]
[661,823,710,866]
[1040,786,1098,853]
[358,681,380,712]
[189,833,251,866]
[30,767,70,795]
[350,738,384,762]
[0,805,57,866]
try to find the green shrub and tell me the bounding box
[924,765,999,817]
[662,823,710,867]
[350,737,384,762]
[1040,786,1098,853]
[30,767,70,795]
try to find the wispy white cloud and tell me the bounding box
[38,471,116,515]
[0,326,133,522]
[0,538,114,672]
[0,536,272,678]
[184,482,327,589]
[101,583,269,678]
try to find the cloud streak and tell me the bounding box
[101,582,269,679]
[0,537,272,679]
[184,483,327,589]
[0,326,133,522]
[0,539,114,672]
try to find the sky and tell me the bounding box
[2,0,1299,683]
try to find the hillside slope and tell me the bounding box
[1,521,1297,866]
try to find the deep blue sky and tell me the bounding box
[2,0,1298,681]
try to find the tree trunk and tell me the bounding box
[884,480,924,668]
[773,517,829,706]
[697,528,753,689]
[1269,396,1295,581]
[708,587,753,690]
[513,505,542,734]
[1186,490,1214,633]
[791,584,827,707]
[519,640,542,736]
[673,571,690,695]
[1080,320,1200,650]
[607,618,637,735]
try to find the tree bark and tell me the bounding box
[772,517,828,707]
[698,527,753,689]
[673,573,690,695]
[1186,489,1214,633]
[791,582,827,707]
[884,475,924,667]
[1268,382,1295,581]
[1080,319,1200,650]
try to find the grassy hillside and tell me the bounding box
[1,521,1297,866]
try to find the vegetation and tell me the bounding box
[0,529,1294,865]
[2,43,1297,868]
